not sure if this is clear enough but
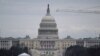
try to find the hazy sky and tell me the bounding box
[0,0,100,38]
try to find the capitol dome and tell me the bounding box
[42,16,55,23]
[38,4,58,39]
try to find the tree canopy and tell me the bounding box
[64,45,100,56]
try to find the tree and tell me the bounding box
[64,45,89,56]
[87,45,100,56]
[0,46,29,56]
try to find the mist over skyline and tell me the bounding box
[0,0,100,38]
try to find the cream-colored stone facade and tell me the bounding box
[19,37,76,56]
[19,38,76,56]
[19,39,34,49]
[0,39,12,49]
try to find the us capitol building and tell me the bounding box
[0,4,100,56]
[30,4,76,56]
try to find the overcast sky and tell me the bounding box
[0,0,100,39]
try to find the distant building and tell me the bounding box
[19,38,34,49]
[0,37,19,49]
[83,38,100,47]
[76,39,84,46]
[76,38,100,47]
[0,38,12,49]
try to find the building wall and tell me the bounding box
[83,39,100,47]
[0,37,100,56]
[0,39,12,49]
[26,38,76,56]
[19,39,34,49]
[76,39,100,47]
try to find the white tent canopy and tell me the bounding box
[18,53,30,56]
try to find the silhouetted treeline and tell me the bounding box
[64,45,100,56]
[0,46,29,56]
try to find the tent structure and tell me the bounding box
[18,53,30,56]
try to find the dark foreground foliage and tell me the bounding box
[0,46,29,56]
[64,45,100,56]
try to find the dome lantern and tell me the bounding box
[46,4,51,16]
